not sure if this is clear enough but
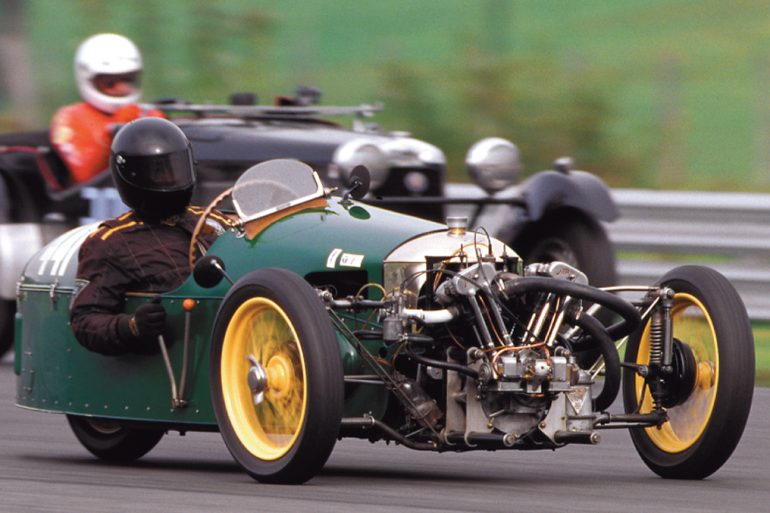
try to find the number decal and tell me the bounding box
[326,248,364,268]
[339,253,364,268]
[326,248,343,268]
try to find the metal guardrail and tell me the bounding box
[446,183,770,321]
[609,189,770,321]
[85,184,770,320]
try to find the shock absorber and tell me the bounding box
[648,287,674,410]
[648,310,664,368]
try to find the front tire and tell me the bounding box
[513,209,617,288]
[66,415,164,461]
[210,268,344,484]
[514,210,617,368]
[622,265,754,479]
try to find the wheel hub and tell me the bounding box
[660,338,698,408]
[86,418,123,435]
[247,355,268,405]
[246,352,295,405]
[696,361,716,390]
[265,354,292,400]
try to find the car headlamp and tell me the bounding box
[332,139,389,190]
[382,137,446,167]
[465,137,522,194]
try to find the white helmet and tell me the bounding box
[74,33,143,113]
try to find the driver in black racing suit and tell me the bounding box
[70,117,231,355]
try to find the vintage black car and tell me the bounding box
[0,93,618,355]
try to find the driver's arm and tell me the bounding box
[50,104,112,185]
[70,231,158,355]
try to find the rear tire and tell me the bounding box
[622,265,754,479]
[66,415,165,461]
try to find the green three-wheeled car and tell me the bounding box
[15,159,754,483]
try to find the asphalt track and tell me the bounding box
[1,359,768,513]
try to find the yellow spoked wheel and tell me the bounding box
[211,268,344,484]
[622,266,755,479]
[221,298,306,461]
[634,293,717,452]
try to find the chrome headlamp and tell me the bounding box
[332,136,445,192]
[383,137,444,195]
[331,139,389,190]
[465,137,522,194]
[382,136,446,167]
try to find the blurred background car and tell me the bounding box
[0,91,618,356]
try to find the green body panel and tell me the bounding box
[15,200,442,427]
[182,202,438,294]
[16,291,221,425]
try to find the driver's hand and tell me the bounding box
[132,298,166,338]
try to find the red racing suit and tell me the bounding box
[50,102,165,185]
[70,207,231,355]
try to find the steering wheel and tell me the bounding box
[188,187,233,271]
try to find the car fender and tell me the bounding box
[519,170,619,224]
[464,170,618,243]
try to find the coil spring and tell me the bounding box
[648,312,664,367]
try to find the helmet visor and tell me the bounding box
[116,149,195,191]
[92,71,141,98]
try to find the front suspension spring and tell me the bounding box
[647,289,674,411]
[648,310,664,368]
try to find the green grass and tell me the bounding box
[753,322,770,387]
[616,251,733,265]
[8,0,770,190]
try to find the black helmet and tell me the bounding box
[110,117,195,220]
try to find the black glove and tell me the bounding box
[132,298,167,338]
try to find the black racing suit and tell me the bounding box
[70,206,229,355]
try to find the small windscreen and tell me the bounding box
[232,159,324,222]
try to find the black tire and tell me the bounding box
[66,415,165,461]
[514,209,617,368]
[0,172,9,223]
[622,265,755,479]
[0,299,13,357]
[210,268,344,484]
[513,209,617,288]
[0,174,13,358]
